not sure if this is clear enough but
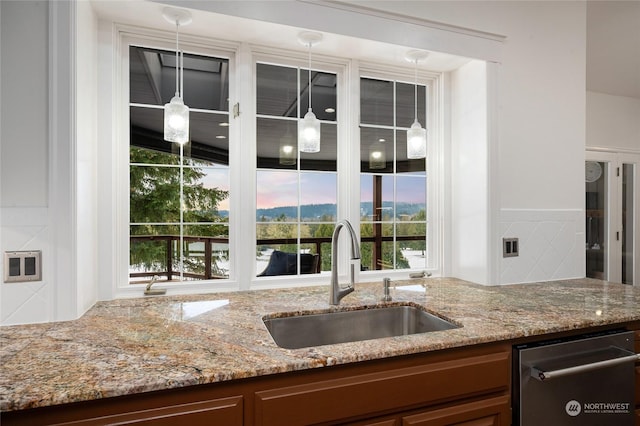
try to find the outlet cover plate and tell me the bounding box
[4,251,42,283]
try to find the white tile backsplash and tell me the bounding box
[1,207,52,325]
[499,209,583,284]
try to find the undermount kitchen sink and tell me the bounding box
[263,304,460,349]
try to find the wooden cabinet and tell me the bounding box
[634,330,640,426]
[2,343,510,426]
[254,349,510,426]
[5,324,640,426]
[50,396,243,426]
[1,395,243,426]
[401,395,510,426]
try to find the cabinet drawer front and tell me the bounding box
[51,396,243,426]
[255,351,509,426]
[401,395,510,426]
[636,366,640,406]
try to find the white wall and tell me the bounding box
[586,91,640,152]
[1,0,591,323]
[76,0,99,316]
[1,0,98,325]
[0,1,49,208]
[0,1,54,324]
[346,1,587,284]
[450,60,489,284]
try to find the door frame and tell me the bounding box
[585,150,640,286]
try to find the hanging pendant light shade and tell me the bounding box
[279,125,297,165]
[163,8,192,144]
[405,50,429,159]
[298,31,323,153]
[369,139,386,170]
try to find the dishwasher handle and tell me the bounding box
[531,347,640,382]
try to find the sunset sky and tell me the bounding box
[202,169,426,212]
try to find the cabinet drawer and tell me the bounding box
[401,395,510,426]
[50,396,243,426]
[255,350,509,426]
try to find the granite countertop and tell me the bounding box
[1,277,639,412]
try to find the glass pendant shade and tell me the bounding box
[164,96,190,144]
[369,141,386,169]
[407,120,426,159]
[279,143,296,165]
[298,109,321,153]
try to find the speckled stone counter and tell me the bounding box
[1,278,639,412]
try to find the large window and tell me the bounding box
[121,33,439,292]
[359,77,428,271]
[255,63,338,277]
[128,46,230,284]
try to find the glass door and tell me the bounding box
[621,162,635,284]
[586,151,639,286]
[585,160,607,280]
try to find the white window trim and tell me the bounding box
[248,48,351,291]
[111,26,240,299]
[356,63,445,281]
[102,24,446,299]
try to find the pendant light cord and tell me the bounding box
[175,20,179,97]
[308,42,312,111]
[414,59,418,122]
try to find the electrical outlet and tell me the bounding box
[503,238,519,258]
[4,251,42,283]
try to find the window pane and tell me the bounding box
[300,173,337,222]
[396,82,426,129]
[130,46,229,111]
[300,69,337,121]
[256,170,298,221]
[361,127,393,173]
[129,224,180,283]
[397,222,427,270]
[257,118,297,170]
[300,122,337,171]
[182,225,229,279]
[183,111,229,165]
[130,165,180,223]
[360,174,394,221]
[396,130,426,174]
[396,176,426,219]
[183,167,229,222]
[361,78,393,126]
[257,63,298,117]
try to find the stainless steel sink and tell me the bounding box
[263,304,460,349]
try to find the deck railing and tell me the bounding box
[129,234,425,281]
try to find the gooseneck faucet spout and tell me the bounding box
[330,220,361,305]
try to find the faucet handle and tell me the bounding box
[382,277,392,302]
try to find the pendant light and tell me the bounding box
[279,126,296,165]
[369,139,386,170]
[405,50,429,159]
[163,8,192,144]
[298,31,323,153]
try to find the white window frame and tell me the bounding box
[246,48,350,290]
[107,26,445,299]
[355,62,444,281]
[113,27,240,298]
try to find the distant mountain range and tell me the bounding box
[220,202,424,220]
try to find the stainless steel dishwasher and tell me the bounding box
[513,329,639,425]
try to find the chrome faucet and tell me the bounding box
[144,275,166,296]
[330,220,361,305]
